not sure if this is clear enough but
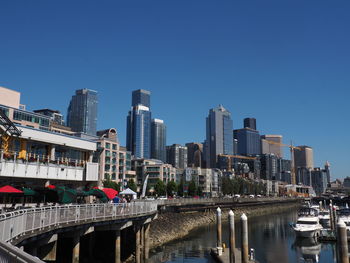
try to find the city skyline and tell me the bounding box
[1,1,349,179]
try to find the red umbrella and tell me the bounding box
[46,185,56,189]
[0,185,23,193]
[101,188,118,200]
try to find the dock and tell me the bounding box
[210,247,257,263]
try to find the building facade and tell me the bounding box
[151,119,166,162]
[294,145,314,170]
[244,117,257,130]
[261,135,283,158]
[206,105,233,168]
[166,144,187,169]
[67,89,98,135]
[186,142,203,168]
[126,90,152,159]
[234,128,261,156]
[311,168,328,195]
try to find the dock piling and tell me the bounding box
[228,210,235,263]
[337,219,349,263]
[241,213,248,263]
[216,207,222,249]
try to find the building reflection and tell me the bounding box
[292,238,321,263]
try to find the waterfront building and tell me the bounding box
[277,158,291,182]
[33,109,64,125]
[311,168,328,195]
[166,144,187,169]
[244,117,257,130]
[151,119,166,162]
[67,89,98,136]
[261,135,283,158]
[126,90,152,159]
[294,145,314,170]
[205,105,233,168]
[118,146,136,188]
[182,167,217,196]
[186,142,203,168]
[0,123,98,187]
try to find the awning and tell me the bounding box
[86,189,109,203]
[119,188,137,195]
[101,188,118,200]
[55,186,77,204]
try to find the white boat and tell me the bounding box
[292,207,323,238]
[318,210,330,228]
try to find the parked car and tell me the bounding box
[249,194,255,198]
[234,194,241,198]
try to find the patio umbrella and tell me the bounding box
[46,185,56,189]
[0,185,23,207]
[86,189,109,203]
[101,188,118,200]
[55,186,77,204]
[23,188,38,196]
[0,185,23,193]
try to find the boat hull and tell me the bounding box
[294,229,321,238]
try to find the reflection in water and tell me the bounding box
[149,210,336,263]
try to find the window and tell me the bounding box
[105,150,111,157]
[105,143,110,149]
[112,144,117,150]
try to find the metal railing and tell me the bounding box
[0,240,42,263]
[0,202,157,243]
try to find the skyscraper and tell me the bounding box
[206,105,233,168]
[186,142,203,168]
[244,118,257,130]
[132,89,150,108]
[261,135,283,158]
[126,90,152,158]
[294,145,314,169]
[151,119,166,162]
[234,128,261,156]
[67,89,98,135]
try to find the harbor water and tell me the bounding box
[149,209,337,263]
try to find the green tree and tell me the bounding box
[127,179,137,192]
[166,181,177,197]
[221,177,233,195]
[103,175,121,191]
[188,179,197,196]
[178,179,184,197]
[154,179,166,196]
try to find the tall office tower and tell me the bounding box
[244,117,257,130]
[186,142,203,168]
[151,119,166,162]
[311,168,328,195]
[67,89,98,135]
[206,105,233,168]
[132,89,150,108]
[260,154,278,181]
[234,129,261,156]
[166,144,187,169]
[261,135,283,158]
[324,161,331,184]
[294,145,314,170]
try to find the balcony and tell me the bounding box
[0,151,98,182]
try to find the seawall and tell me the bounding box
[149,199,300,249]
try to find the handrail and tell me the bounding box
[0,240,42,263]
[0,202,157,243]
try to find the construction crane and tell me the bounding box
[218,154,257,172]
[262,140,302,185]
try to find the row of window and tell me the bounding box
[13,110,50,127]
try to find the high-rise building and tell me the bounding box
[311,167,328,195]
[126,90,152,159]
[324,161,331,184]
[67,89,98,135]
[261,135,283,158]
[244,118,257,130]
[260,154,278,181]
[186,142,203,168]
[294,146,314,170]
[126,105,151,159]
[166,144,187,169]
[234,128,261,156]
[132,89,150,108]
[151,119,166,162]
[206,105,233,168]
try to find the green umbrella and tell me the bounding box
[56,186,77,204]
[86,188,109,203]
[23,188,38,196]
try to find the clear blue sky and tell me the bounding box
[1,1,349,179]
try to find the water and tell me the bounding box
[149,210,337,263]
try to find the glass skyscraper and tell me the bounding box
[67,89,98,135]
[205,105,233,168]
[151,119,166,162]
[126,90,152,158]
